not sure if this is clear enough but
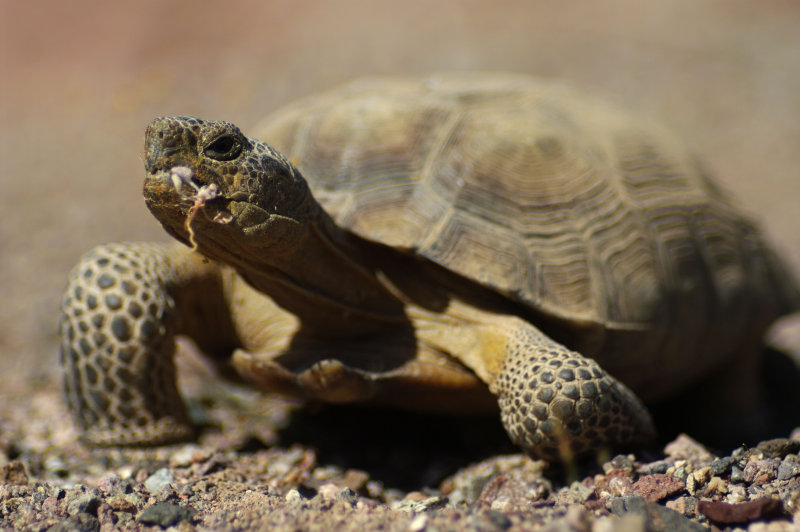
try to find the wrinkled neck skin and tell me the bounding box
[207,201,408,336]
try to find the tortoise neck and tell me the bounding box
[238,210,407,334]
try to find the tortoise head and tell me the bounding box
[143,116,318,265]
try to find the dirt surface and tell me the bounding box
[2,1,800,530]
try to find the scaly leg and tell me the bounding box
[59,242,227,446]
[492,322,656,460]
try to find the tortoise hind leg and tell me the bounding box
[492,322,656,460]
[59,243,197,446]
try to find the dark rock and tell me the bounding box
[639,460,671,475]
[137,502,196,527]
[710,456,735,476]
[609,494,645,515]
[610,495,706,532]
[51,513,100,532]
[730,466,745,483]
[753,438,800,459]
[697,497,784,524]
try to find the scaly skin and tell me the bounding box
[59,243,194,445]
[59,114,657,458]
[493,323,655,460]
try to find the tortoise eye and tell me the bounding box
[204,135,242,161]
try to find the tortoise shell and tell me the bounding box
[254,73,789,331]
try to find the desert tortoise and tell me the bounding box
[59,73,799,459]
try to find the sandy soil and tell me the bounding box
[1,1,799,529]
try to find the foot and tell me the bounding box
[59,243,195,446]
[493,324,656,460]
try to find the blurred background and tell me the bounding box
[1,0,799,395]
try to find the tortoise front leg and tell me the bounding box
[59,243,203,446]
[485,320,656,460]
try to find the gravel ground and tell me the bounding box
[2,1,800,530]
[1,348,799,531]
[1,380,799,531]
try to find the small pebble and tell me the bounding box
[117,465,136,479]
[343,469,369,492]
[602,454,635,474]
[569,481,594,503]
[693,466,710,485]
[667,460,689,480]
[391,495,448,513]
[686,473,697,496]
[408,513,428,532]
[777,459,800,481]
[316,483,339,501]
[106,495,138,513]
[337,487,358,506]
[96,473,122,494]
[365,480,384,499]
[134,469,149,483]
[638,460,671,475]
[67,493,101,516]
[687,466,711,495]
[744,459,779,485]
[665,496,697,517]
[285,489,304,503]
[607,475,633,497]
[144,468,174,494]
[170,445,212,468]
[726,485,747,504]
[664,434,713,462]
[706,476,728,494]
